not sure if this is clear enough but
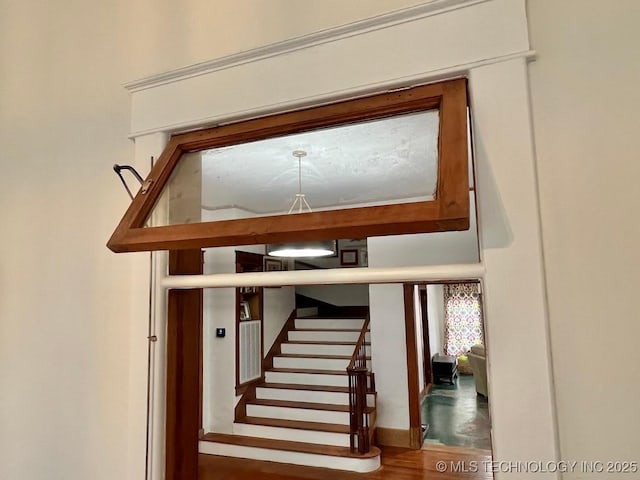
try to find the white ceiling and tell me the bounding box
[196,110,440,214]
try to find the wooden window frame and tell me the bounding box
[107,79,469,253]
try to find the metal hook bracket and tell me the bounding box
[113,164,144,200]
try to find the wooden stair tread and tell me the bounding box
[201,432,381,459]
[260,382,350,393]
[268,367,348,375]
[276,353,352,360]
[268,367,373,376]
[276,353,371,361]
[248,398,374,413]
[237,416,351,433]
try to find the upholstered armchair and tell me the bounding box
[467,344,488,398]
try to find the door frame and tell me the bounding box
[165,250,203,480]
[419,286,432,392]
[402,284,424,449]
[125,2,559,478]
[402,281,484,450]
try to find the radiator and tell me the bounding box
[239,320,262,384]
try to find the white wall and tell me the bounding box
[126,0,426,83]
[367,198,478,429]
[368,284,410,429]
[202,244,294,433]
[5,1,640,478]
[527,0,640,472]
[201,209,260,431]
[263,287,296,356]
[202,282,236,433]
[0,2,472,478]
[202,245,252,433]
[367,196,479,268]
[0,3,135,480]
[426,284,445,357]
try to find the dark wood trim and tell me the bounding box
[409,426,423,449]
[247,398,373,412]
[403,284,422,449]
[437,79,469,219]
[165,250,203,480]
[420,287,432,387]
[237,416,351,433]
[235,250,265,269]
[233,382,258,422]
[234,377,264,397]
[110,203,464,252]
[107,79,469,253]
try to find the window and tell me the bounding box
[108,79,470,253]
[443,283,484,356]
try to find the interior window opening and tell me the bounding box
[108,79,470,253]
[123,78,481,479]
[197,276,492,477]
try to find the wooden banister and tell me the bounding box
[347,314,375,454]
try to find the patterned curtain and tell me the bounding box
[443,283,484,357]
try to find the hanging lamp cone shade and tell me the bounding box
[267,240,336,258]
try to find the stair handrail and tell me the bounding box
[347,314,374,454]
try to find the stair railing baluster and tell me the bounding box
[346,314,372,454]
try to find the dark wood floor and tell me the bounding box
[199,445,493,480]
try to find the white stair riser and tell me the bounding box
[265,371,348,387]
[199,442,381,473]
[256,387,376,407]
[295,318,365,330]
[289,331,368,342]
[233,422,350,447]
[274,356,350,370]
[282,343,371,356]
[246,404,351,424]
[257,387,347,405]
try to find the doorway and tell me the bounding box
[405,282,491,454]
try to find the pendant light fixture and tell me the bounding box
[287,150,313,214]
[267,150,337,258]
[267,240,337,258]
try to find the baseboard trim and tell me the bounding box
[376,427,423,449]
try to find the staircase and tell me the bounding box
[199,313,380,473]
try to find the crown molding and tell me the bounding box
[128,49,535,139]
[124,0,490,93]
